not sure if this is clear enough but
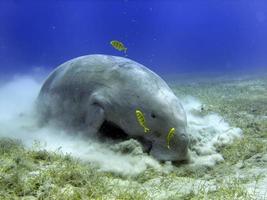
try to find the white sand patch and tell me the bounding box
[235,153,267,199]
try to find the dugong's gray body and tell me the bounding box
[37,54,188,161]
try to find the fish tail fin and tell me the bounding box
[167,137,171,149]
[144,127,150,133]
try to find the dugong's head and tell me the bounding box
[137,89,189,162]
[143,91,188,161]
[107,68,189,162]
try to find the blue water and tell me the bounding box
[0,0,266,75]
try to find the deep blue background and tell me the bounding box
[0,0,267,75]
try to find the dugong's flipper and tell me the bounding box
[85,104,105,136]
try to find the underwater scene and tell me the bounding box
[0,1,267,199]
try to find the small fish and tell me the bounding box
[135,110,150,133]
[110,40,127,53]
[166,128,175,149]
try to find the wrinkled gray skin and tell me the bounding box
[37,54,189,161]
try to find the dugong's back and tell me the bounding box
[40,55,124,95]
[39,54,162,95]
[37,54,163,126]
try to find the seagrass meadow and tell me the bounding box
[1,73,266,200]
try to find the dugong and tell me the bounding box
[36,54,188,161]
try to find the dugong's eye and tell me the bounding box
[151,113,156,118]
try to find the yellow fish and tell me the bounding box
[110,40,127,53]
[166,128,175,149]
[135,110,150,133]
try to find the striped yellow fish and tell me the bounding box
[166,128,175,149]
[135,110,150,133]
[110,40,127,53]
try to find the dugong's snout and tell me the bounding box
[149,132,189,161]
